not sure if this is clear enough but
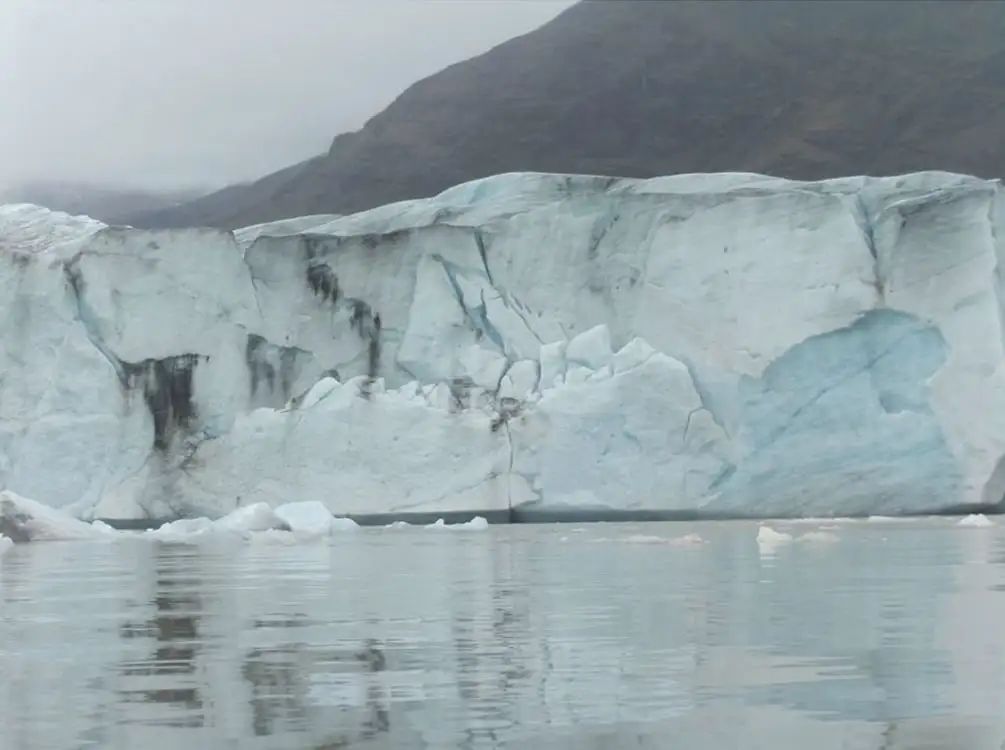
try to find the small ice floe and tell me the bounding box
[425,516,489,530]
[144,517,216,542]
[274,501,358,535]
[330,516,361,531]
[385,520,413,529]
[0,535,13,557]
[0,490,114,542]
[671,532,706,546]
[146,501,357,543]
[0,491,373,546]
[958,514,994,528]
[757,525,793,554]
[213,502,286,533]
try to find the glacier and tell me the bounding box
[1,171,1003,522]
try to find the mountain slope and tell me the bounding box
[2,182,205,226]
[131,0,1005,229]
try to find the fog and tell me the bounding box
[1,0,573,191]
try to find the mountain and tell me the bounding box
[1,181,205,226]
[129,0,1005,229]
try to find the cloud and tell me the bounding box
[0,0,573,190]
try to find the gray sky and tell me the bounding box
[1,0,573,191]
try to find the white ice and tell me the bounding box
[958,514,994,527]
[273,501,357,535]
[2,170,1004,521]
[757,525,794,554]
[0,490,114,541]
[425,516,489,530]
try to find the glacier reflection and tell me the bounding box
[2,520,1005,748]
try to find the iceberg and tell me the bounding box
[757,525,794,554]
[0,490,114,541]
[274,500,358,535]
[0,491,367,545]
[0,170,1003,521]
[958,513,994,527]
[425,516,489,530]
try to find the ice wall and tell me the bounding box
[1,171,1003,520]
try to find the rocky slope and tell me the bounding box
[130,0,1005,229]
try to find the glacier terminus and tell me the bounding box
[1,170,1003,522]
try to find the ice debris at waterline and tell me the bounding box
[0,492,486,545]
[0,491,115,542]
[756,525,794,554]
[2,170,1005,521]
[958,513,995,527]
[425,516,490,530]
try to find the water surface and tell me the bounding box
[2,519,1005,749]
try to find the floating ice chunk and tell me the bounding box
[0,490,112,541]
[425,516,488,530]
[0,536,12,556]
[958,514,994,527]
[800,530,840,543]
[384,520,413,529]
[145,505,294,543]
[145,517,215,541]
[274,501,336,535]
[671,533,706,546]
[213,503,287,533]
[330,516,361,531]
[757,525,793,553]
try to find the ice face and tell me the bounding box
[1,171,1003,520]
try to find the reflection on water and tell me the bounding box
[2,520,1005,748]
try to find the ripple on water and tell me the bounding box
[2,521,1005,748]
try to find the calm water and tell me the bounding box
[2,519,1005,749]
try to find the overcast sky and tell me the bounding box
[1,1,573,191]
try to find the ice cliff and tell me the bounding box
[1,171,1003,521]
